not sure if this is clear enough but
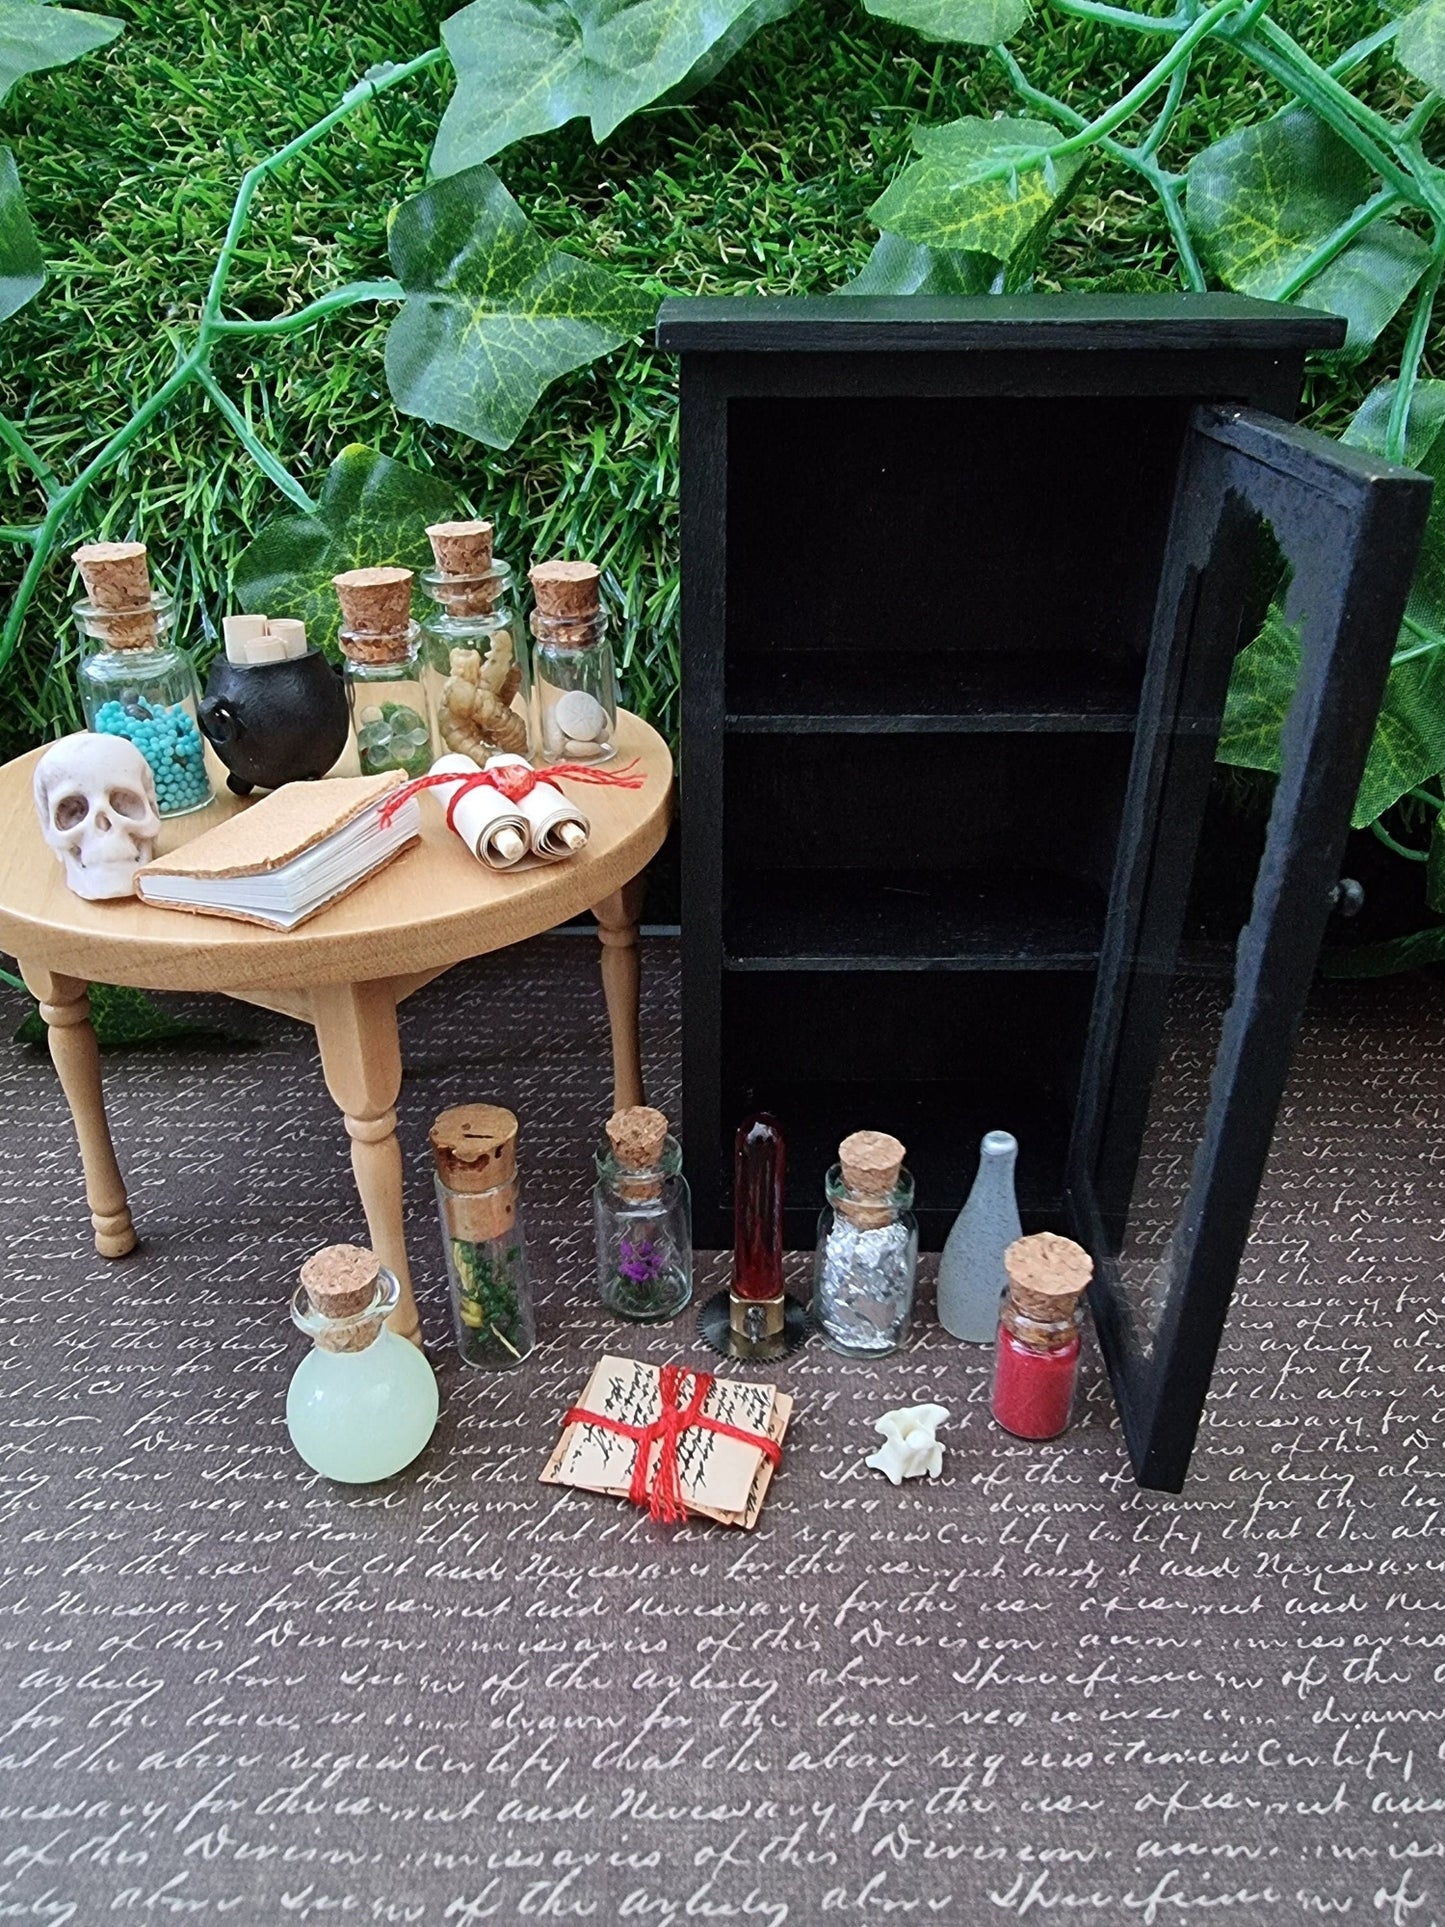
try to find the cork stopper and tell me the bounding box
[72,540,158,648]
[606,1105,669,1202]
[428,519,493,577]
[430,1104,518,1242]
[299,1244,385,1354]
[530,559,599,618]
[530,559,602,646]
[333,566,414,663]
[427,520,498,617]
[1004,1232,1094,1323]
[834,1129,904,1229]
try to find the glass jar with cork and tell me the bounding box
[430,1104,536,1368]
[593,1105,693,1322]
[812,1130,919,1356]
[72,540,213,816]
[332,565,437,779]
[421,519,532,762]
[990,1231,1093,1441]
[285,1243,439,1483]
[528,559,617,763]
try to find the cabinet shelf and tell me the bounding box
[726,648,1142,734]
[724,868,1106,971]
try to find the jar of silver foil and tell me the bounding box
[811,1130,918,1356]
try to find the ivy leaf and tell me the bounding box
[14,983,248,1052]
[1321,922,1445,978]
[1344,378,1445,631]
[432,0,766,172]
[385,163,656,451]
[0,148,43,324]
[233,446,458,653]
[863,0,1029,46]
[1303,218,1431,358]
[663,0,802,101]
[840,230,999,295]
[869,116,1086,259]
[1186,108,1371,298]
[0,0,121,109]
[1218,593,1445,831]
[1397,0,1445,94]
[1427,808,1445,914]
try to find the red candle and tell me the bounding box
[989,1231,1093,1443]
[733,1114,785,1302]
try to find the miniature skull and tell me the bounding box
[34,731,161,900]
[866,1403,950,1486]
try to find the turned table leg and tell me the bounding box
[19,963,136,1258]
[594,873,647,1112]
[311,978,421,1347]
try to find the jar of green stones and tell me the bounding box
[332,565,437,780]
[72,541,213,817]
[430,1103,536,1369]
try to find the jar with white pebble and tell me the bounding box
[527,558,617,763]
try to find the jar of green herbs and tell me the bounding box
[430,1103,535,1369]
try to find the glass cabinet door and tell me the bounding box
[1069,404,1431,1491]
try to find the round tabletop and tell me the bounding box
[0,711,673,994]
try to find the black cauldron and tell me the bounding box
[200,650,351,796]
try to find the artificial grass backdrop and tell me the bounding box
[0,0,1409,759]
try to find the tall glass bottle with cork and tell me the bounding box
[594,1105,693,1322]
[421,519,531,762]
[430,1104,536,1368]
[332,566,437,778]
[72,540,213,816]
[286,1243,439,1482]
[529,559,617,762]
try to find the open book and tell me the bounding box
[135,772,421,931]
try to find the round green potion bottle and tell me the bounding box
[286,1244,438,1482]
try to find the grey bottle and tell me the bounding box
[936,1131,1022,1343]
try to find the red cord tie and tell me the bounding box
[380,759,646,835]
[564,1363,782,1525]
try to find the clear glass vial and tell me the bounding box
[430,1103,536,1368]
[333,565,438,779]
[286,1244,439,1483]
[812,1131,919,1356]
[529,559,617,763]
[72,540,213,817]
[594,1105,693,1322]
[421,520,531,761]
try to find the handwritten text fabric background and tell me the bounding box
[0,942,1441,1923]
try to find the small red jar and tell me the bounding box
[990,1232,1093,1442]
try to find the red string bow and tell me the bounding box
[565,1363,782,1525]
[380,758,645,835]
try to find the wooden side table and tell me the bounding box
[1,712,673,1342]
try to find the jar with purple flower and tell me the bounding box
[594,1106,693,1323]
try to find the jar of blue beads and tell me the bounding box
[72,541,213,818]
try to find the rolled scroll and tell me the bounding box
[426,753,529,869]
[486,753,590,861]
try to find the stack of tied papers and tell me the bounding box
[135,772,421,931]
[541,1354,792,1530]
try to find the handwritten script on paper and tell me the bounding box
[1,953,1444,1922]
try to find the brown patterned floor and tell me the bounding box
[1,939,1443,1924]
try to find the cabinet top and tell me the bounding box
[655,292,1345,354]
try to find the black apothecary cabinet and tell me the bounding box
[661,294,1430,1489]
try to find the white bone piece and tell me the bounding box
[865,1403,950,1486]
[34,731,161,900]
